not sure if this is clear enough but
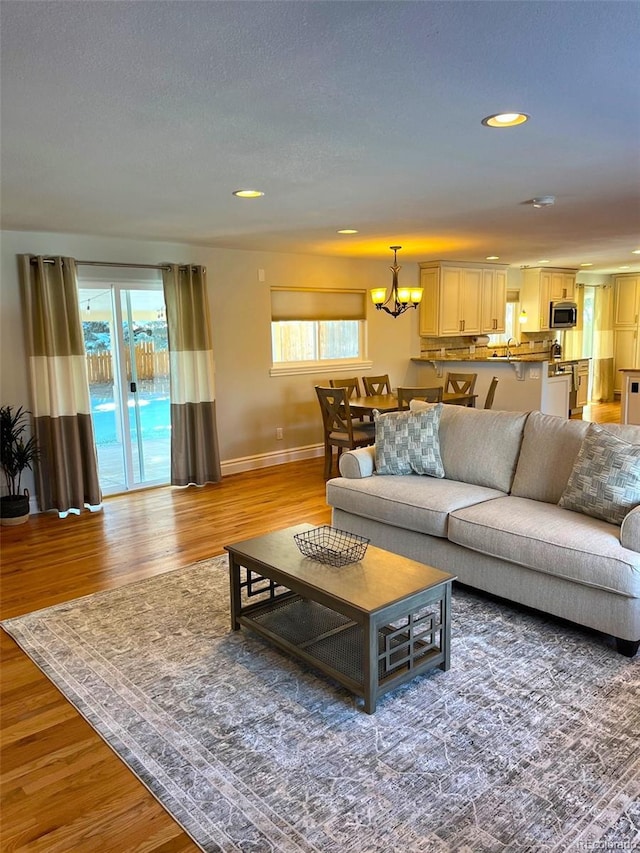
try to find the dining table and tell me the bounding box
[349,391,477,417]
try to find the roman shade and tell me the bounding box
[270,288,366,322]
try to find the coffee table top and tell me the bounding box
[225,523,455,615]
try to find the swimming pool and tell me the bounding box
[91,394,171,445]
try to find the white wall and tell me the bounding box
[1,230,420,493]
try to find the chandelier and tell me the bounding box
[370,246,423,318]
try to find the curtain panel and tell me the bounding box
[162,265,221,486]
[592,285,614,402]
[19,255,102,514]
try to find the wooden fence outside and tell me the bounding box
[86,342,169,384]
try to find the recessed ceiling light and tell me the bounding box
[486,255,500,260]
[481,112,529,128]
[619,265,631,270]
[580,263,593,267]
[232,189,264,198]
[537,259,550,264]
[337,229,359,235]
[532,196,555,208]
[632,249,640,255]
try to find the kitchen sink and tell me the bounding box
[488,356,521,361]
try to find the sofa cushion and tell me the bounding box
[414,405,529,493]
[448,495,640,597]
[375,405,444,477]
[511,412,590,504]
[326,475,506,538]
[558,425,640,525]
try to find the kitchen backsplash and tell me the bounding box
[419,331,558,360]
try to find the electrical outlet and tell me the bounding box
[276,427,283,440]
[469,345,475,354]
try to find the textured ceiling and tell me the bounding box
[1,1,639,272]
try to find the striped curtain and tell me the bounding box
[19,256,102,515]
[162,264,221,486]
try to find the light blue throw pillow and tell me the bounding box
[559,424,640,525]
[375,404,444,478]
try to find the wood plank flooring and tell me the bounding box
[0,402,622,851]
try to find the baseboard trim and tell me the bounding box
[221,443,324,476]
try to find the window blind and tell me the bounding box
[506,289,520,303]
[270,288,367,322]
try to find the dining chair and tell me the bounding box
[329,377,361,398]
[315,386,375,479]
[397,386,443,409]
[444,372,478,396]
[484,377,499,409]
[329,377,370,422]
[362,374,391,395]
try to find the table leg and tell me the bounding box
[363,616,378,714]
[441,582,452,671]
[229,554,242,631]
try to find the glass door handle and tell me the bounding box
[130,381,137,393]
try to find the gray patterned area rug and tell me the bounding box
[3,555,639,853]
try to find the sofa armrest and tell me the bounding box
[338,445,376,479]
[620,506,640,553]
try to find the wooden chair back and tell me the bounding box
[484,377,499,409]
[329,377,360,398]
[362,374,391,395]
[315,386,374,478]
[444,372,477,395]
[397,386,443,409]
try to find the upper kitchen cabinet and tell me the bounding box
[613,275,640,394]
[613,274,640,328]
[549,271,576,301]
[480,268,508,333]
[419,261,504,337]
[520,267,577,332]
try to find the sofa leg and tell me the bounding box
[615,638,640,657]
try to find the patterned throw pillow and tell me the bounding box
[375,404,444,477]
[558,425,640,525]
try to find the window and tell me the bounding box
[487,290,521,346]
[270,288,372,376]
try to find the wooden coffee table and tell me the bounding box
[224,523,455,713]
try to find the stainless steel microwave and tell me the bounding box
[550,301,578,328]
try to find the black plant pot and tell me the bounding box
[0,491,30,526]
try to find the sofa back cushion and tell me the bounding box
[511,412,590,503]
[410,403,529,492]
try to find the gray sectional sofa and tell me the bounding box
[326,406,640,656]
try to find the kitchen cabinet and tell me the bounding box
[520,267,577,332]
[613,275,640,394]
[419,261,505,337]
[614,328,640,394]
[549,271,575,301]
[481,268,508,333]
[613,274,640,328]
[576,361,589,408]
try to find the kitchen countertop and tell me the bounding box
[411,355,590,364]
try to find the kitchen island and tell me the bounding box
[409,356,589,418]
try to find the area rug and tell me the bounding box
[3,555,639,853]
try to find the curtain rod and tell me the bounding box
[29,258,204,272]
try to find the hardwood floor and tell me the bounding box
[1,457,331,853]
[0,401,621,851]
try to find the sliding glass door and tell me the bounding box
[79,282,171,494]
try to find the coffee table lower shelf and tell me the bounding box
[238,593,446,709]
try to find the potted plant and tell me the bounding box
[1,405,39,526]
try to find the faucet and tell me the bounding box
[505,338,517,359]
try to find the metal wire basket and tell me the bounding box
[293,525,370,567]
